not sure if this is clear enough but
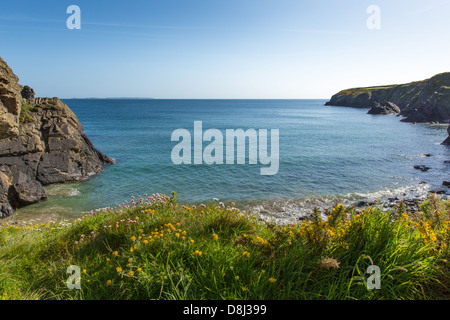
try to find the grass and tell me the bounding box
[0,192,448,300]
[19,102,35,124]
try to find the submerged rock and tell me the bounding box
[0,57,114,217]
[414,165,431,172]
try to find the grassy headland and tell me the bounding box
[0,193,448,300]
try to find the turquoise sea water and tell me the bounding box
[15,99,449,223]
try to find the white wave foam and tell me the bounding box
[246,183,434,225]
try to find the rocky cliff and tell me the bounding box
[0,57,114,218]
[325,72,450,144]
[325,73,450,123]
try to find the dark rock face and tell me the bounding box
[21,85,35,101]
[325,72,450,124]
[368,102,401,115]
[0,57,114,217]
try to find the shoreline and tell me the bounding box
[248,182,449,224]
[5,180,449,227]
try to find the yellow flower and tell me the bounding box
[268,277,277,283]
[130,236,136,242]
[128,271,134,276]
[243,251,250,258]
[130,247,134,253]
[106,280,112,286]
[128,258,133,263]
[175,233,180,238]
[190,239,195,244]
[137,268,142,273]
[194,250,203,256]
[106,258,110,262]
[81,269,86,274]
[116,267,122,273]
[212,234,219,240]
[143,240,149,245]
[112,251,118,256]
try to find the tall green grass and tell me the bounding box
[0,193,448,300]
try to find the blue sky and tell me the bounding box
[1,0,449,98]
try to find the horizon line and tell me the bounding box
[60,97,330,100]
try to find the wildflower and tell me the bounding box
[106,280,112,286]
[130,236,136,242]
[106,258,110,262]
[194,250,203,256]
[137,268,142,273]
[213,233,219,240]
[112,251,118,256]
[243,252,250,258]
[143,240,149,244]
[191,239,195,244]
[268,278,277,283]
[175,233,180,238]
[116,267,122,273]
[82,269,86,274]
[128,271,134,276]
[128,258,133,263]
[318,257,340,270]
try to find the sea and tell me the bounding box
[13,99,450,224]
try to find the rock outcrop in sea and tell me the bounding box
[325,72,450,144]
[442,125,450,145]
[0,57,114,218]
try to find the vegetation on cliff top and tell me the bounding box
[335,72,450,99]
[0,193,448,300]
